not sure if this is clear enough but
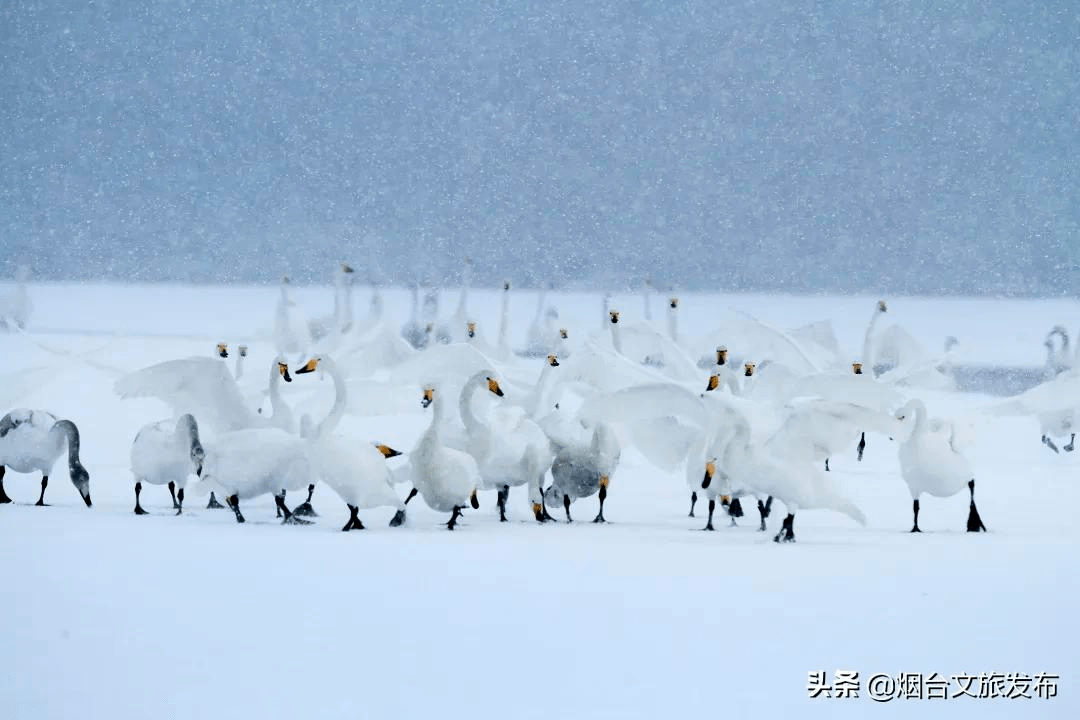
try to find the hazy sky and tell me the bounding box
[2,1,1077,294]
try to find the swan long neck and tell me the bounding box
[498,286,510,350]
[51,420,85,475]
[532,289,547,324]
[667,303,678,342]
[459,374,487,437]
[267,361,293,429]
[529,364,556,417]
[861,305,883,370]
[234,352,244,381]
[176,413,203,456]
[316,359,348,438]
[610,318,623,355]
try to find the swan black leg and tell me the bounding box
[35,475,49,506]
[0,467,13,504]
[757,496,773,531]
[592,479,608,523]
[1042,434,1060,453]
[911,498,921,532]
[446,505,464,530]
[688,491,697,517]
[1065,433,1076,452]
[292,484,318,517]
[404,487,418,505]
[497,484,509,522]
[275,489,284,517]
[134,481,148,515]
[227,494,245,523]
[773,513,795,543]
[563,494,572,523]
[176,487,184,516]
[857,432,866,462]
[168,481,179,509]
[278,493,312,525]
[342,504,365,531]
[206,491,225,509]
[966,479,986,532]
[702,498,715,531]
[825,458,830,472]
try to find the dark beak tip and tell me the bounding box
[84,495,93,507]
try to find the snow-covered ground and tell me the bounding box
[2,282,1077,719]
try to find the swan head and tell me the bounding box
[716,346,728,366]
[486,377,504,397]
[421,387,435,408]
[546,354,560,367]
[559,327,568,339]
[705,374,720,392]
[238,345,248,358]
[340,262,355,275]
[278,361,294,382]
[503,280,511,291]
[852,361,863,375]
[669,297,679,309]
[702,459,716,488]
[295,357,325,376]
[743,362,756,377]
[376,443,403,459]
[190,441,206,474]
[70,466,91,507]
[609,310,620,324]
[877,300,888,313]
[216,343,228,358]
[466,321,476,339]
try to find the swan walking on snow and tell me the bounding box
[410,386,480,530]
[130,414,204,515]
[0,409,91,507]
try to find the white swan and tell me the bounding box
[410,386,480,529]
[546,420,620,523]
[274,276,313,359]
[129,414,204,515]
[0,409,91,507]
[191,427,313,524]
[114,356,296,434]
[456,371,553,522]
[991,366,1080,454]
[861,299,888,375]
[214,343,247,381]
[0,265,31,331]
[894,398,986,533]
[447,257,474,344]
[307,263,355,341]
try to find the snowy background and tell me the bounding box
[1,282,1077,718]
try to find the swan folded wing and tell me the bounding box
[114,357,254,433]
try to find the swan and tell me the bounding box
[456,371,553,522]
[0,265,31,331]
[497,281,512,355]
[991,366,1080,454]
[894,399,986,533]
[667,296,679,343]
[861,300,888,376]
[129,414,204,515]
[410,386,480,529]
[114,356,296,435]
[521,288,562,358]
[307,263,355,341]
[447,257,474,344]
[214,343,247,381]
[0,409,91,507]
[401,282,427,349]
[191,427,313,524]
[546,420,620,523]
[274,276,313,359]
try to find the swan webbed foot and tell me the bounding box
[342,504,365,531]
[1042,435,1060,453]
[910,526,922,533]
[389,509,407,527]
[227,494,245,523]
[966,480,986,532]
[135,505,148,515]
[292,484,318,517]
[773,513,795,543]
[206,491,225,509]
[1064,433,1075,452]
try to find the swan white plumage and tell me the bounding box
[274,276,314,359]
[0,409,91,507]
[546,420,620,523]
[991,366,1079,454]
[455,371,553,522]
[114,356,296,434]
[129,414,204,515]
[894,398,986,533]
[307,263,355,342]
[410,386,480,529]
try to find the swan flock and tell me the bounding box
[3,267,1072,542]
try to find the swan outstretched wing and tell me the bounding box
[991,368,1080,416]
[114,357,255,433]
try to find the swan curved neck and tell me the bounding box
[316,359,347,438]
[498,287,510,350]
[667,304,678,342]
[267,362,291,426]
[609,319,623,355]
[51,420,84,473]
[459,374,488,436]
[530,364,556,417]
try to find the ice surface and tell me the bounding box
[1,283,1077,719]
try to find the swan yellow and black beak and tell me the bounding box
[877,299,888,313]
[278,362,294,382]
[609,310,620,324]
[716,346,728,366]
[599,475,610,489]
[705,374,720,392]
[744,362,756,377]
[216,343,228,358]
[239,345,248,358]
[852,361,863,375]
[487,377,504,397]
[341,262,354,274]
[547,354,560,367]
[376,444,403,459]
[669,297,679,309]
[295,358,319,375]
[720,495,731,506]
[702,460,715,489]
[470,488,479,509]
[421,387,434,408]
[466,321,476,339]
[559,327,568,339]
